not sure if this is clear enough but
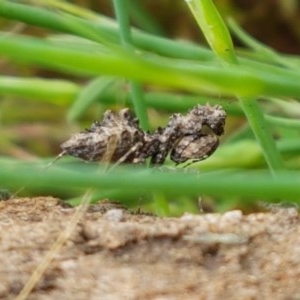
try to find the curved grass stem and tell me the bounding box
[185,0,284,175]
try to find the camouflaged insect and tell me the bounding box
[59,104,226,166]
[60,108,146,164]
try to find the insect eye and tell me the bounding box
[123,111,129,119]
[120,108,131,119]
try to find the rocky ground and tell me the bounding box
[0,197,299,299]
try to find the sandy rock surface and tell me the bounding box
[0,197,299,299]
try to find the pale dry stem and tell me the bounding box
[15,190,93,300]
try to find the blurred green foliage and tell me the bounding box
[1,0,300,215]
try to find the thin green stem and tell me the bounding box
[185,0,237,64]
[112,0,133,48]
[0,76,79,102]
[67,77,116,121]
[0,75,243,115]
[112,0,149,130]
[0,1,213,60]
[239,99,284,173]
[2,33,300,97]
[185,0,284,175]
[265,115,300,129]
[1,162,300,200]
[129,0,165,35]
[228,18,300,70]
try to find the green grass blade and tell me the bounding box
[112,0,149,129]
[228,18,300,70]
[0,1,213,60]
[185,0,237,64]
[1,161,300,201]
[2,33,300,97]
[185,0,284,174]
[67,77,116,122]
[0,76,79,104]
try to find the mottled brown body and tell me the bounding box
[170,134,219,164]
[60,104,226,166]
[150,104,226,165]
[61,109,146,164]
